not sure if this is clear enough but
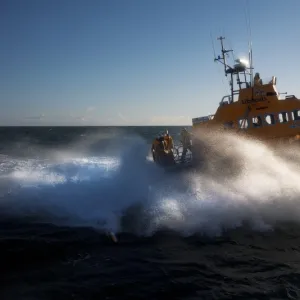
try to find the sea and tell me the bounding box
[1,125,300,300]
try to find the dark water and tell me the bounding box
[1,126,300,299]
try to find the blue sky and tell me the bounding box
[1,0,300,126]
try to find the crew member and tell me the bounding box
[180,128,192,162]
[151,137,160,162]
[164,130,175,165]
[164,130,174,151]
[151,135,166,163]
[254,72,262,85]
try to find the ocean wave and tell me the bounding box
[1,129,300,237]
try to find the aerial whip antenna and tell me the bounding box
[245,0,253,86]
[210,31,216,60]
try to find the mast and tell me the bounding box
[213,36,252,103]
[214,36,234,102]
[214,36,233,77]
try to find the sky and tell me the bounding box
[1,0,300,126]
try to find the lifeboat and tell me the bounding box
[151,36,300,171]
[192,36,300,146]
[150,130,193,171]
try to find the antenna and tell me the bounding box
[215,36,233,77]
[218,36,227,76]
[213,34,252,103]
[245,0,253,85]
[210,31,216,60]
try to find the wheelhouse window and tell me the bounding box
[251,116,262,128]
[224,121,234,129]
[238,119,249,129]
[278,112,289,123]
[292,110,300,120]
[264,114,276,125]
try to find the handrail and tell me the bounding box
[172,143,192,164]
[220,95,232,105]
[285,95,296,99]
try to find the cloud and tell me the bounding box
[24,113,45,120]
[148,115,191,125]
[68,106,97,123]
[86,106,95,113]
[75,116,85,121]
[118,112,128,122]
[21,110,191,126]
